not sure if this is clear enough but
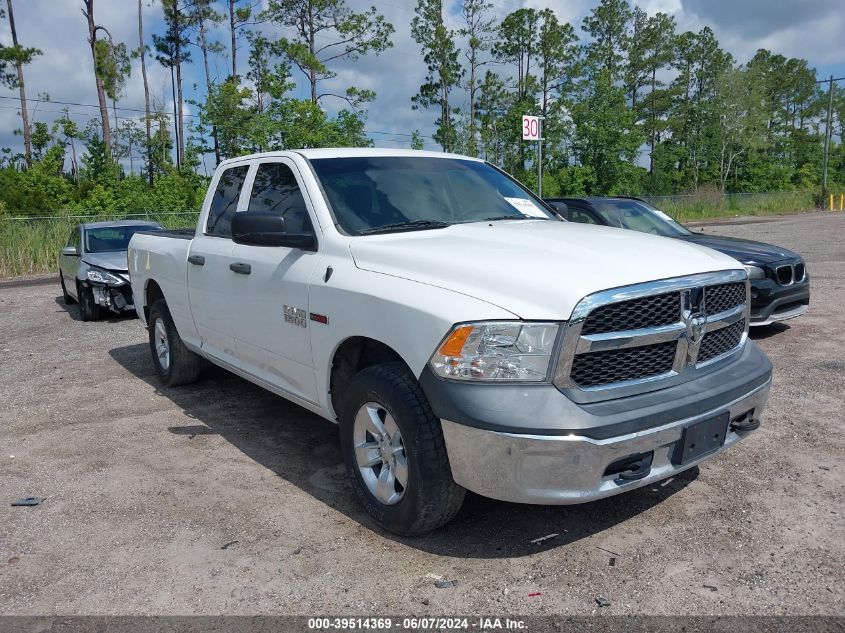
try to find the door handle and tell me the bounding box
[229,262,251,275]
[187,254,205,266]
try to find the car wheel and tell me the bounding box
[339,362,465,535]
[148,299,202,387]
[78,284,101,321]
[59,271,76,305]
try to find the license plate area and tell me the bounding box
[671,412,730,466]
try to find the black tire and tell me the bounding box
[148,298,202,387]
[339,362,465,535]
[59,272,76,305]
[78,284,101,321]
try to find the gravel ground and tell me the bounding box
[0,211,842,616]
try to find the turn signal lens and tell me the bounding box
[430,321,560,382]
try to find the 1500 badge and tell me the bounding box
[283,305,307,328]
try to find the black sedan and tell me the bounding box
[545,197,809,326]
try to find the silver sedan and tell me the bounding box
[58,220,162,320]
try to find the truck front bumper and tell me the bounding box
[422,341,772,505]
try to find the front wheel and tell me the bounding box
[339,362,465,535]
[147,299,202,387]
[78,284,101,321]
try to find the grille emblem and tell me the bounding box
[683,288,707,364]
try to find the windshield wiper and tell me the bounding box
[475,214,550,222]
[360,219,452,235]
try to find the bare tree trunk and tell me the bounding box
[308,7,317,103]
[138,0,153,183]
[229,0,237,78]
[82,0,111,154]
[197,14,220,164]
[176,56,185,166]
[6,0,32,166]
[169,65,180,168]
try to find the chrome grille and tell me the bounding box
[581,292,680,335]
[704,282,745,315]
[554,270,749,397]
[698,320,744,364]
[570,342,677,388]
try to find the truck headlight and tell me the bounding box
[744,265,766,280]
[429,322,560,382]
[87,268,126,285]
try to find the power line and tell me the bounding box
[0,94,435,142]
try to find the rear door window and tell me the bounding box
[206,165,249,238]
[247,162,313,233]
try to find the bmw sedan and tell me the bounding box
[58,220,162,321]
[546,197,809,326]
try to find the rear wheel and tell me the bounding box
[78,284,101,321]
[59,272,76,305]
[339,362,465,535]
[148,299,202,387]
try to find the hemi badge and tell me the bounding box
[310,313,329,325]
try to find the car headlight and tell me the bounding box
[87,268,126,285]
[744,265,766,280]
[429,321,560,382]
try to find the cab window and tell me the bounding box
[206,165,249,238]
[247,162,313,234]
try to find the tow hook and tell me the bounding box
[604,451,654,484]
[730,410,761,433]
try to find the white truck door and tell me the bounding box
[187,163,250,365]
[229,158,322,404]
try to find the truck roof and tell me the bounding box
[81,219,162,229]
[218,148,484,167]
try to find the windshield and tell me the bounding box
[84,225,161,253]
[590,200,691,237]
[309,156,555,235]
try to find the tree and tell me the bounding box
[2,1,42,166]
[81,0,113,155]
[95,39,131,152]
[581,0,632,80]
[711,66,768,191]
[493,8,539,101]
[410,130,425,150]
[459,0,495,156]
[263,0,394,108]
[137,0,153,183]
[189,0,224,164]
[154,0,192,168]
[571,70,644,193]
[624,10,676,185]
[411,0,462,152]
[227,0,255,78]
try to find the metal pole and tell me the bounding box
[822,75,834,203]
[537,117,542,197]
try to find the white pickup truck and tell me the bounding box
[129,149,772,535]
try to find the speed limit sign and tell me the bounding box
[522,115,540,140]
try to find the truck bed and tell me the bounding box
[137,228,195,240]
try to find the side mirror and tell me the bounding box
[232,211,316,250]
[61,245,79,256]
[545,201,568,217]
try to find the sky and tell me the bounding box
[0,0,843,173]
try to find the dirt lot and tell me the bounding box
[0,211,843,616]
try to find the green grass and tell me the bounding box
[643,190,817,224]
[0,212,199,278]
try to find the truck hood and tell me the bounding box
[82,251,129,272]
[349,220,743,320]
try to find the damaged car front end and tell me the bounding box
[58,220,162,321]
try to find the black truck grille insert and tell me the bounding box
[570,341,677,388]
[704,282,745,315]
[581,292,680,335]
[698,320,744,364]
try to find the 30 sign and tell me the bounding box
[522,115,540,140]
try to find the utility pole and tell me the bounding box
[822,75,834,205]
